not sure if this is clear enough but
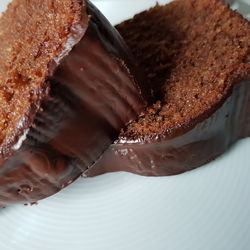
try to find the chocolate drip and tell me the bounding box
[0,1,146,206]
[85,80,250,177]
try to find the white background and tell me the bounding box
[0,0,250,250]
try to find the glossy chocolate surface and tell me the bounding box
[0,0,145,207]
[85,79,250,177]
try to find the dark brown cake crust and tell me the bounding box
[0,1,145,206]
[84,0,250,177]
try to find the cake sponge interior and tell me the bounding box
[0,0,82,144]
[117,0,250,139]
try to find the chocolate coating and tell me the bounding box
[0,1,145,206]
[85,79,250,177]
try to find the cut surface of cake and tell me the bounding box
[0,0,146,206]
[118,0,250,139]
[85,0,250,177]
[0,0,83,148]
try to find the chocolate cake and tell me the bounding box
[85,0,250,177]
[0,0,146,206]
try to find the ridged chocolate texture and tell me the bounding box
[0,1,145,207]
[85,79,250,177]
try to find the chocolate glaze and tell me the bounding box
[85,79,250,177]
[0,1,145,207]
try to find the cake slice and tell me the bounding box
[85,0,250,177]
[0,0,146,206]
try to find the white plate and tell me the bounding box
[0,1,250,250]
